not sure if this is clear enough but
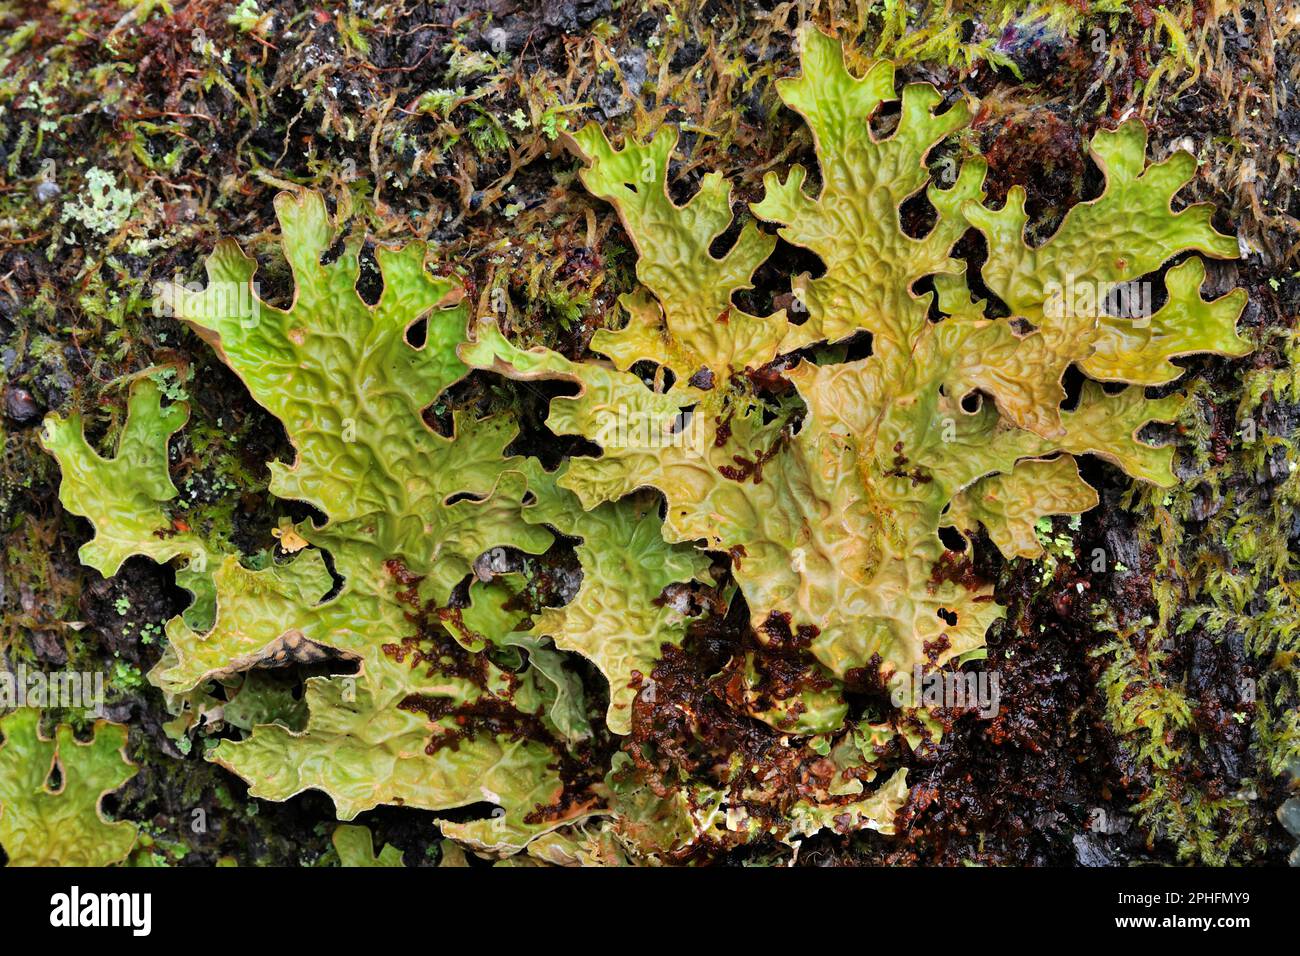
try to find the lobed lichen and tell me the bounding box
[10,4,1293,867]
[463,27,1250,775]
[0,709,138,866]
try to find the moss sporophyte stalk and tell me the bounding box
[26,27,1252,862]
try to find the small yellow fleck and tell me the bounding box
[272,525,310,553]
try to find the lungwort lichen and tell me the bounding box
[33,26,1250,863]
[464,26,1248,748]
[0,710,138,866]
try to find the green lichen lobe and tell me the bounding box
[0,710,139,867]
[464,24,1250,749]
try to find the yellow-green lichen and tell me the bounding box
[0,709,138,866]
[463,26,1249,745]
[33,23,1262,865]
